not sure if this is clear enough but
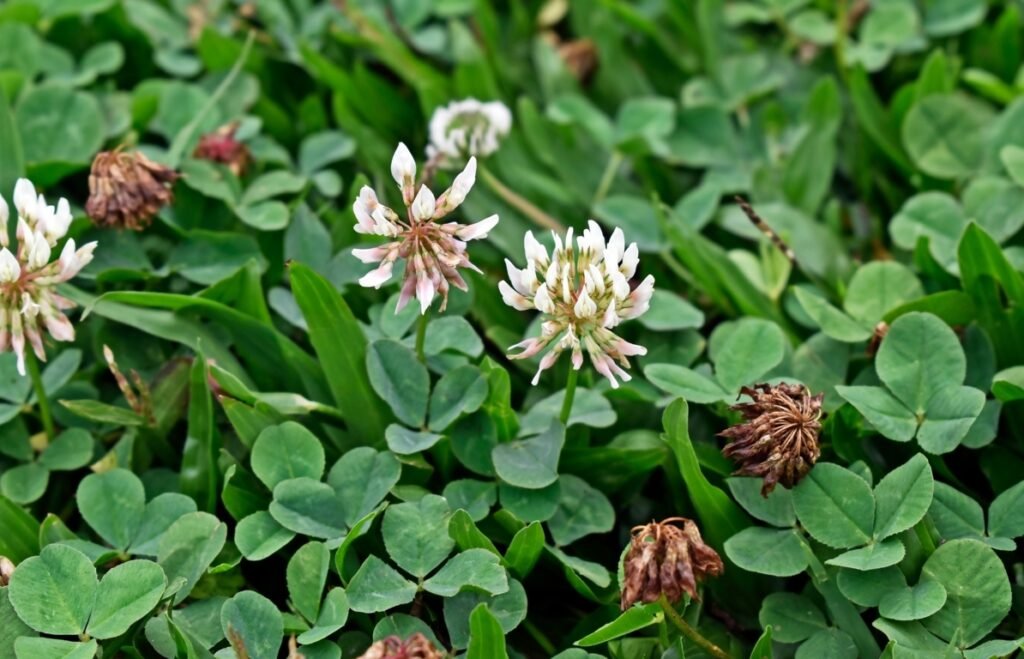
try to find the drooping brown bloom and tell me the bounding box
[719,383,823,496]
[0,555,14,586]
[357,633,444,659]
[620,518,724,611]
[194,122,251,176]
[86,149,179,230]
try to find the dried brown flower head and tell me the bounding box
[620,517,724,610]
[0,555,14,586]
[719,383,824,496]
[357,633,444,659]
[86,149,179,230]
[194,122,251,176]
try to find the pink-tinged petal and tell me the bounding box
[395,276,417,312]
[10,312,25,376]
[531,350,560,386]
[353,186,381,233]
[622,275,655,319]
[58,240,98,280]
[358,261,394,289]
[415,273,436,314]
[455,213,498,241]
[25,320,45,360]
[591,354,620,389]
[616,338,647,357]
[351,246,390,264]
[44,312,75,342]
[507,337,546,359]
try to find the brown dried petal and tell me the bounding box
[719,383,823,496]
[620,517,724,610]
[86,149,179,231]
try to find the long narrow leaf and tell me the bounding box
[290,262,391,447]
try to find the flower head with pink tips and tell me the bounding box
[352,143,498,314]
[500,221,654,388]
[0,179,97,375]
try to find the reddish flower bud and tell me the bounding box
[357,633,444,659]
[194,122,251,176]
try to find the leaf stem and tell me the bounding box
[415,311,429,363]
[657,594,729,659]
[914,517,938,556]
[592,150,624,207]
[560,367,579,425]
[25,350,54,440]
[522,619,556,655]
[478,165,565,233]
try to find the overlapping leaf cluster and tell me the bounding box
[1,1,1024,658]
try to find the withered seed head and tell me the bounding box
[194,122,251,176]
[85,149,179,231]
[357,633,444,659]
[0,555,14,586]
[719,382,824,496]
[620,517,724,611]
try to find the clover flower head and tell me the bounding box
[194,122,251,176]
[500,221,654,388]
[620,517,724,610]
[0,179,97,376]
[357,633,444,659]
[427,98,512,166]
[85,148,179,230]
[352,143,499,314]
[719,382,823,496]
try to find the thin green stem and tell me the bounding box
[592,151,624,207]
[797,532,881,657]
[657,594,729,659]
[479,166,565,233]
[560,367,579,425]
[415,312,429,363]
[522,619,556,656]
[166,31,256,168]
[25,350,54,440]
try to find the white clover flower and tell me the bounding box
[500,221,654,388]
[0,179,96,375]
[352,144,499,314]
[427,98,512,167]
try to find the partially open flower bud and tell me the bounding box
[0,555,14,586]
[357,633,444,659]
[194,122,251,176]
[86,149,179,230]
[621,518,723,610]
[719,383,823,496]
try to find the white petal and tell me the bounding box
[499,280,532,311]
[573,287,597,318]
[524,231,548,265]
[351,246,389,264]
[27,232,51,270]
[534,285,555,314]
[0,248,19,283]
[411,185,436,222]
[13,179,36,220]
[390,142,417,187]
[358,262,394,288]
[455,213,498,241]
[446,157,477,208]
[416,275,435,314]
